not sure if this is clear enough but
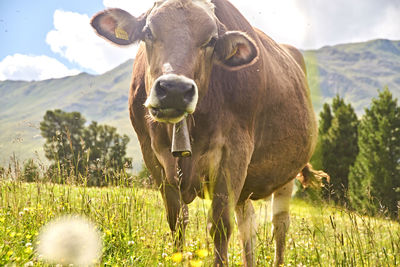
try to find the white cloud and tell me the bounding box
[297,0,400,49]
[370,5,400,41]
[0,54,80,81]
[230,0,307,47]
[46,9,137,74]
[231,0,400,49]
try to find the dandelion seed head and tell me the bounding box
[37,215,102,266]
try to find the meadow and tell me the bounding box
[0,179,399,266]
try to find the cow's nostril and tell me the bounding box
[184,85,196,103]
[155,81,167,99]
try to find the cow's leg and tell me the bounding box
[161,183,188,251]
[209,151,252,266]
[235,199,257,267]
[271,179,294,267]
[209,188,233,267]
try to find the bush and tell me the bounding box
[22,159,40,182]
[0,166,5,180]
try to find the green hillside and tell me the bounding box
[305,39,400,112]
[1,39,399,170]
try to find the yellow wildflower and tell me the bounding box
[24,247,33,254]
[196,249,208,258]
[171,252,183,263]
[190,259,203,267]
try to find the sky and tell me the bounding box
[0,0,399,81]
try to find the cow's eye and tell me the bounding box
[144,27,153,41]
[205,36,217,48]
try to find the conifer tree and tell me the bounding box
[310,96,358,204]
[323,96,359,203]
[311,103,332,171]
[349,88,400,218]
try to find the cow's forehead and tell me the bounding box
[151,0,215,18]
[146,0,217,42]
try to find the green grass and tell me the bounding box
[0,180,399,266]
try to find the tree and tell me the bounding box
[349,88,400,218]
[311,103,333,171]
[83,121,132,186]
[311,96,359,204]
[40,109,86,177]
[40,110,132,186]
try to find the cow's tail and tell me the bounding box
[296,163,330,188]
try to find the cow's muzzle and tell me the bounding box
[144,74,198,123]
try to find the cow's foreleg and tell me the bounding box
[271,179,294,267]
[161,183,188,251]
[209,146,251,266]
[235,199,257,267]
[209,189,233,267]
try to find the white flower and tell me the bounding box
[24,261,34,267]
[37,215,102,266]
[186,251,193,258]
[25,242,32,247]
[128,240,135,246]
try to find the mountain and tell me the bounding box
[1,39,399,170]
[305,39,400,112]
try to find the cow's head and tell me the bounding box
[91,0,259,123]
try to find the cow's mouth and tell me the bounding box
[149,107,187,123]
[145,74,199,123]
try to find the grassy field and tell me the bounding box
[0,180,399,266]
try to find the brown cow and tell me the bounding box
[91,0,317,266]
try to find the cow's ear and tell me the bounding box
[214,31,259,70]
[91,8,146,46]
